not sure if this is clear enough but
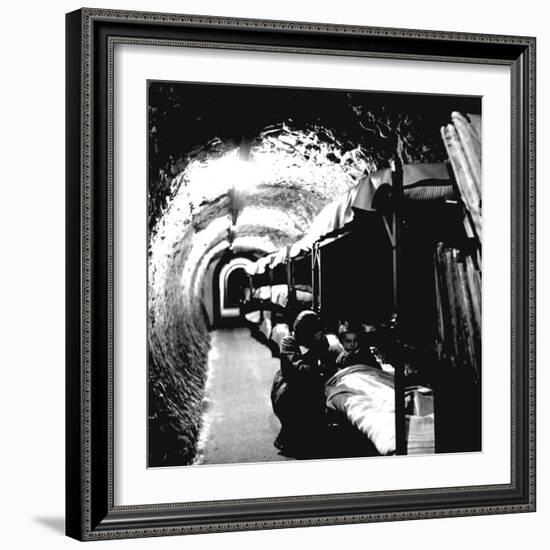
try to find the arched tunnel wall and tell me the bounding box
[147,131,369,466]
[202,260,217,327]
[214,255,256,325]
[148,222,212,467]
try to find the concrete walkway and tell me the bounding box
[194,328,291,465]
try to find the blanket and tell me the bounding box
[252,285,313,308]
[325,364,435,455]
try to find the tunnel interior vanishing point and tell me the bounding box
[147,82,480,466]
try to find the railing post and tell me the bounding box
[311,243,322,316]
[286,246,295,326]
[392,159,407,456]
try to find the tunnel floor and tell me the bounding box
[194,327,292,465]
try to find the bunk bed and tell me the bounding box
[325,364,435,455]
[242,112,482,457]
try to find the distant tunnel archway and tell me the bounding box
[217,257,254,320]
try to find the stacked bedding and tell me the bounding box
[251,284,313,309]
[325,364,434,455]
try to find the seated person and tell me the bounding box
[271,310,333,457]
[335,321,381,370]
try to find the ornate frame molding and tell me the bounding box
[66,8,536,541]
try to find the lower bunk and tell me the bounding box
[325,364,435,456]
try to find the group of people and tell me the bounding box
[270,309,382,458]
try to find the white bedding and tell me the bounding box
[252,285,312,308]
[325,364,435,455]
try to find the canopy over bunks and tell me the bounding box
[244,246,290,274]
[289,187,358,258]
[245,246,290,287]
[243,160,461,325]
[354,162,455,210]
[288,161,455,257]
[245,161,456,278]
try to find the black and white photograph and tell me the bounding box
[147,82,482,468]
[0,0,543,545]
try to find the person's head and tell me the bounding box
[338,321,364,353]
[293,310,322,346]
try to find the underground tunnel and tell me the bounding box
[147,81,481,466]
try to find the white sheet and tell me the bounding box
[325,364,435,455]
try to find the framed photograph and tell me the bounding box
[66,8,536,541]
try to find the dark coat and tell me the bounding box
[271,333,332,454]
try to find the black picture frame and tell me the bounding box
[66,8,536,541]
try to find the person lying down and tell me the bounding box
[325,322,435,456]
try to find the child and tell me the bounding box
[335,321,381,370]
